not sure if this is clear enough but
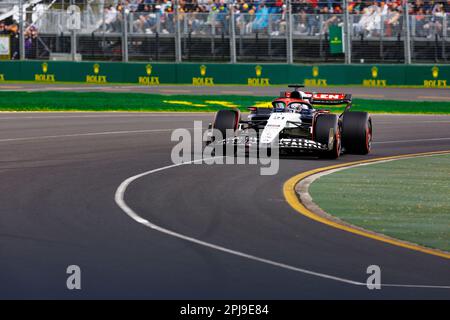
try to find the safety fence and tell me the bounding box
[0,61,448,87]
[0,1,449,64]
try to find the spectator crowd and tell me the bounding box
[0,16,39,59]
[96,0,450,38]
[1,0,450,57]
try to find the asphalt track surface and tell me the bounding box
[0,111,449,299]
[1,83,450,101]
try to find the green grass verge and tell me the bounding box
[0,91,449,114]
[309,154,450,252]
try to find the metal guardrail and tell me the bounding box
[1,1,449,63]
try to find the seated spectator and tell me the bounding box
[215,1,229,34]
[413,7,429,37]
[384,2,402,37]
[24,25,38,59]
[421,2,445,38]
[444,0,450,13]
[251,3,269,33]
[293,0,320,36]
[270,3,286,36]
[349,0,368,14]
[160,2,175,34]
[206,5,220,33]
[104,5,118,32]
[353,4,383,38]
[235,1,254,35]
[320,5,341,35]
[133,5,159,34]
[0,22,8,35]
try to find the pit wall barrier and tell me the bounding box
[0,61,448,88]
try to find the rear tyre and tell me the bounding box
[314,114,341,159]
[341,111,372,155]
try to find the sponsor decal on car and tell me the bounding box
[313,93,345,100]
[171,121,280,176]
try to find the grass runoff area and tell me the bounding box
[0,91,449,114]
[309,154,450,252]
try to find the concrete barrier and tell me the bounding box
[0,61,448,88]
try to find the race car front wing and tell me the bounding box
[212,136,329,152]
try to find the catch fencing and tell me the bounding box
[0,0,449,63]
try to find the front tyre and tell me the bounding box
[213,109,240,137]
[211,109,240,156]
[314,114,341,159]
[341,111,372,155]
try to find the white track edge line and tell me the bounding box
[114,158,450,290]
[0,128,183,143]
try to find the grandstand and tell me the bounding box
[0,0,449,63]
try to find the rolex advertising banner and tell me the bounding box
[329,26,344,54]
[405,65,449,88]
[0,61,448,88]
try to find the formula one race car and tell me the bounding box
[206,85,372,159]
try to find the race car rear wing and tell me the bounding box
[280,86,352,106]
[304,93,352,105]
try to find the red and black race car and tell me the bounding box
[207,85,372,159]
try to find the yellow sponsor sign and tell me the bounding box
[86,75,107,83]
[86,64,107,84]
[304,66,328,87]
[139,76,160,85]
[247,78,270,86]
[423,66,447,88]
[362,79,387,87]
[423,80,447,88]
[138,64,160,85]
[304,79,328,86]
[34,63,56,82]
[192,65,214,86]
[432,65,439,78]
[193,77,214,85]
[35,74,56,82]
[247,65,270,86]
[362,66,387,87]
